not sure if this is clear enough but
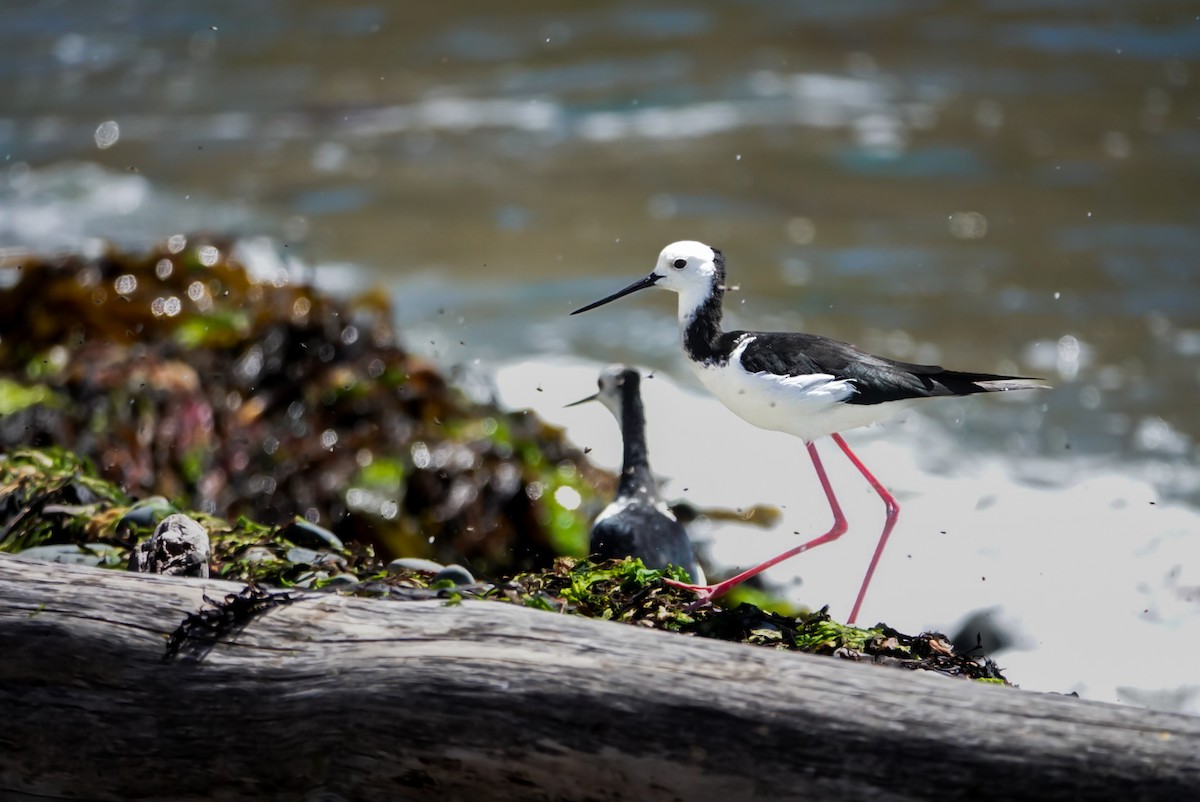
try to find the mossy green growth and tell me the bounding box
[174,310,251,349]
[482,557,1007,680]
[722,583,807,617]
[533,460,597,559]
[792,617,880,653]
[561,557,690,611]
[490,556,694,628]
[0,379,62,415]
[522,593,558,612]
[0,448,131,552]
[354,456,406,495]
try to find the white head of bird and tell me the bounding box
[571,240,724,323]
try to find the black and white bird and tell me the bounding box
[572,240,1047,624]
[568,364,701,581]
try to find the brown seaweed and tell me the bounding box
[0,240,609,576]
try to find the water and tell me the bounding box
[2,1,1198,711]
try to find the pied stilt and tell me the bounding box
[572,241,1047,624]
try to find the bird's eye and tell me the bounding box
[672,258,687,269]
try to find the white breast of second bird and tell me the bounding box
[595,495,676,524]
[689,335,914,442]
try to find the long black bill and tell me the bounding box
[564,392,599,408]
[570,273,660,315]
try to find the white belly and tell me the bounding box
[687,337,915,442]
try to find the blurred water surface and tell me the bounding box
[2,1,1199,707]
[3,1,1198,470]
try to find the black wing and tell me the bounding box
[731,330,1042,405]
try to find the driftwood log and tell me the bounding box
[1,553,1197,801]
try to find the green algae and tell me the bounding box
[0,379,62,416]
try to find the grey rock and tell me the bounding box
[388,557,447,574]
[292,570,329,588]
[320,573,360,588]
[285,547,323,566]
[241,546,279,563]
[117,496,176,530]
[279,518,344,552]
[20,543,123,567]
[432,564,475,586]
[128,513,210,577]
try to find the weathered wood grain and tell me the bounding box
[1,553,1197,801]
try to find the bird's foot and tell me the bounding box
[662,577,741,611]
[661,577,713,597]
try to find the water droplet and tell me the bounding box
[647,193,677,219]
[1102,131,1131,159]
[94,121,119,149]
[974,99,1004,130]
[234,345,264,382]
[947,211,988,240]
[411,442,431,470]
[1056,334,1082,381]
[114,274,137,295]
[786,217,816,245]
[554,485,582,511]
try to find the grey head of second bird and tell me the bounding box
[566,363,632,424]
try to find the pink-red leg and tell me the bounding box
[664,441,848,601]
[665,434,899,625]
[831,433,899,626]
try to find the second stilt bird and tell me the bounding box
[572,240,1047,624]
[569,365,701,582]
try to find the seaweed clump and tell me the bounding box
[0,447,1006,681]
[0,447,373,586]
[0,241,608,576]
[488,556,1010,683]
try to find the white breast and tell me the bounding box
[687,335,916,442]
[595,494,676,524]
